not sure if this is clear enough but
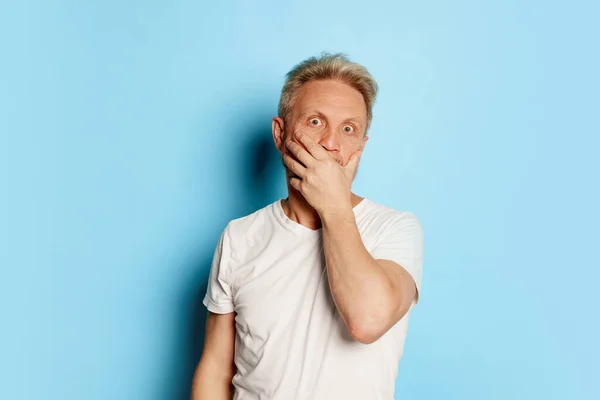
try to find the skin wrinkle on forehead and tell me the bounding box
[293,81,367,124]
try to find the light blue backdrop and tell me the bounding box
[1,1,598,399]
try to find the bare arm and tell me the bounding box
[321,208,417,345]
[191,311,236,400]
[282,131,418,345]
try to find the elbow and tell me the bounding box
[346,301,412,344]
[347,320,385,345]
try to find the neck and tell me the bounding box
[281,185,364,231]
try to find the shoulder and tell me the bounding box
[360,200,425,290]
[225,204,271,234]
[359,199,423,235]
[221,201,278,253]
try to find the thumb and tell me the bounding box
[345,147,363,176]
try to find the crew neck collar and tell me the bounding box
[272,198,369,235]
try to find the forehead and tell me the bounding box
[292,80,367,120]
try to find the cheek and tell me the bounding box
[309,126,324,135]
[298,121,323,135]
[281,141,292,157]
[341,137,362,158]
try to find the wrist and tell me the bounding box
[318,204,355,226]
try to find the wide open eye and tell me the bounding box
[343,125,354,134]
[309,117,323,127]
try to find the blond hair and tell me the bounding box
[278,52,378,132]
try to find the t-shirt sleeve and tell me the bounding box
[202,227,235,314]
[369,212,424,304]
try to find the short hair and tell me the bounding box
[278,52,378,132]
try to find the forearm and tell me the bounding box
[191,358,234,400]
[320,207,396,343]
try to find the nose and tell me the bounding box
[317,127,340,152]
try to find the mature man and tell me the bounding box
[191,53,424,400]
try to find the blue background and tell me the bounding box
[1,1,598,399]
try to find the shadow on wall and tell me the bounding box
[167,114,283,399]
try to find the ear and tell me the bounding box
[361,134,369,149]
[272,117,286,152]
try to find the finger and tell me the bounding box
[294,131,328,160]
[285,140,314,167]
[289,176,302,191]
[282,153,307,177]
[344,147,363,176]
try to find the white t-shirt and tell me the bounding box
[203,198,424,400]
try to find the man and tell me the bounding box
[191,53,424,400]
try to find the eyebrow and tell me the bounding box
[344,117,364,128]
